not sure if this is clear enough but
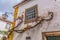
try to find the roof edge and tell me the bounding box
[13,0,31,8]
[0,17,12,23]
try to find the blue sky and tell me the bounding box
[0,0,23,21]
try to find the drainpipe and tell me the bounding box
[8,7,19,40]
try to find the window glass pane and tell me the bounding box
[6,24,11,29]
[47,36,60,40]
[25,5,37,21]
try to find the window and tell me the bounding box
[25,5,38,23]
[55,0,60,2]
[26,36,31,40]
[42,31,60,40]
[5,23,11,29]
[47,36,60,40]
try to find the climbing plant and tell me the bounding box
[0,30,8,35]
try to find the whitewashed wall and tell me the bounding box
[0,20,9,31]
[13,0,60,40]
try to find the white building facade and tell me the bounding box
[13,0,60,40]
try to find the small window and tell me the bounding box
[26,36,31,40]
[25,5,38,23]
[5,23,11,29]
[42,32,60,40]
[47,36,60,40]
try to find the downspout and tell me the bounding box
[8,17,23,38]
[8,7,19,40]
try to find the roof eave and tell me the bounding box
[13,0,31,8]
[0,17,12,23]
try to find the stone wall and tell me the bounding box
[13,0,60,40]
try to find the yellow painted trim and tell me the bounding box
[8,7,19,40]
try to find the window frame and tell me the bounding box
[42,31,60,40]
[25,5,38,24]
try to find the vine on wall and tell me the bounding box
[8,12,54,38]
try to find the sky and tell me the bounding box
[0,0,23,37]
[0,0,23,21]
